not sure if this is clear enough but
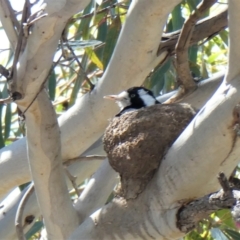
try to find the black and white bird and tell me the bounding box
[104,86,161,116]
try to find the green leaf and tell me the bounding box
[145,59,171,95]
[69,53,88,106]
[75,1,93,40]
[4,103,11,140]
[25,221,43,239]
[189,45,200,78]
[219,30,229,46]
[19,182,31,191]
[63,40,102,49]
[201,60,209,79]
[48,70,56,101]
[185,230,207,240]
[223,229,240,240]
[166,18,173,32]
[2,82,9,98]
[215,209,235,229]
[1,83,11,141]
[102,16,121,69]
[85,47,103,70]
[207,49,227,64]
[189,45,198,63]
[95,21,107,60]
[164,70,177,93]
[171,4,185,30]
[0,105,5,148]
[0,91,5,148]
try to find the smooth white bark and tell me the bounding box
[74,159,118,223]
[0,0,231,238]
[70,65,239,240]
[226,0,240,82]
[70,1,240,239]
[15,0,90,104]
[0,158,102,239]
[7,0,92,238]
[0,72,224,238]
[25,90,79,239]
[0,0,18,49]
[0,0,177,199]
[0,187,38,240]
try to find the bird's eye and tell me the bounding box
[130,94,135,98]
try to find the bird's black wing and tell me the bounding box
[115,106,138,117]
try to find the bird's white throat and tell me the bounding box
[116,91,131,110]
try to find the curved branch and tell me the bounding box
[158,6,228,55]
[25,90,79,239]
[226,0,240,82]
[74,160,118,223]
[0,0,18,49]
[15,183,34,240]
[177,173,237,232]
[175,0,216,94]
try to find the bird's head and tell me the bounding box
[104,86,159,110]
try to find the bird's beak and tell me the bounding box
[104,95,121,101]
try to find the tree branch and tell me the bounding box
[64,166,80,197]
[74,160,118,224]
[225,0,240,82]
[0,72,223,200]
[60,37,95,90]
[0,2,227,203]
[25,90,79,239]
[0,0,18,49]
[0,186,39,239]
[15,183,34,240]
[173,0,217,102]
[177,173,238,233]
[9,0,30,99]
[65,155,106,166]
[158,6,227,56]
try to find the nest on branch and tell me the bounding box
[103,103,196,199]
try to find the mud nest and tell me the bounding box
[103,103,196,199]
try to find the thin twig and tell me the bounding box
[177,172,237,233]
[64,155,106,167]
[0,96,13,104]
[72,2,128,20]
[164,0,218,104]
[0,65,10,79]
[20,55,63,118]
[23,13,48,37]
[218,172,234,198]
[64,166,80,197]
[22,3,47,37]
[61,38,95,90]
[9,0,31,96]
[15,183,35,240]
[157,6,227,56]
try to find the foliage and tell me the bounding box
[0,0,228,144]
[184,209,240,240]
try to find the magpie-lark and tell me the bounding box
[104,86,161,116]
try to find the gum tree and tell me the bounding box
[0,0,239,239]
